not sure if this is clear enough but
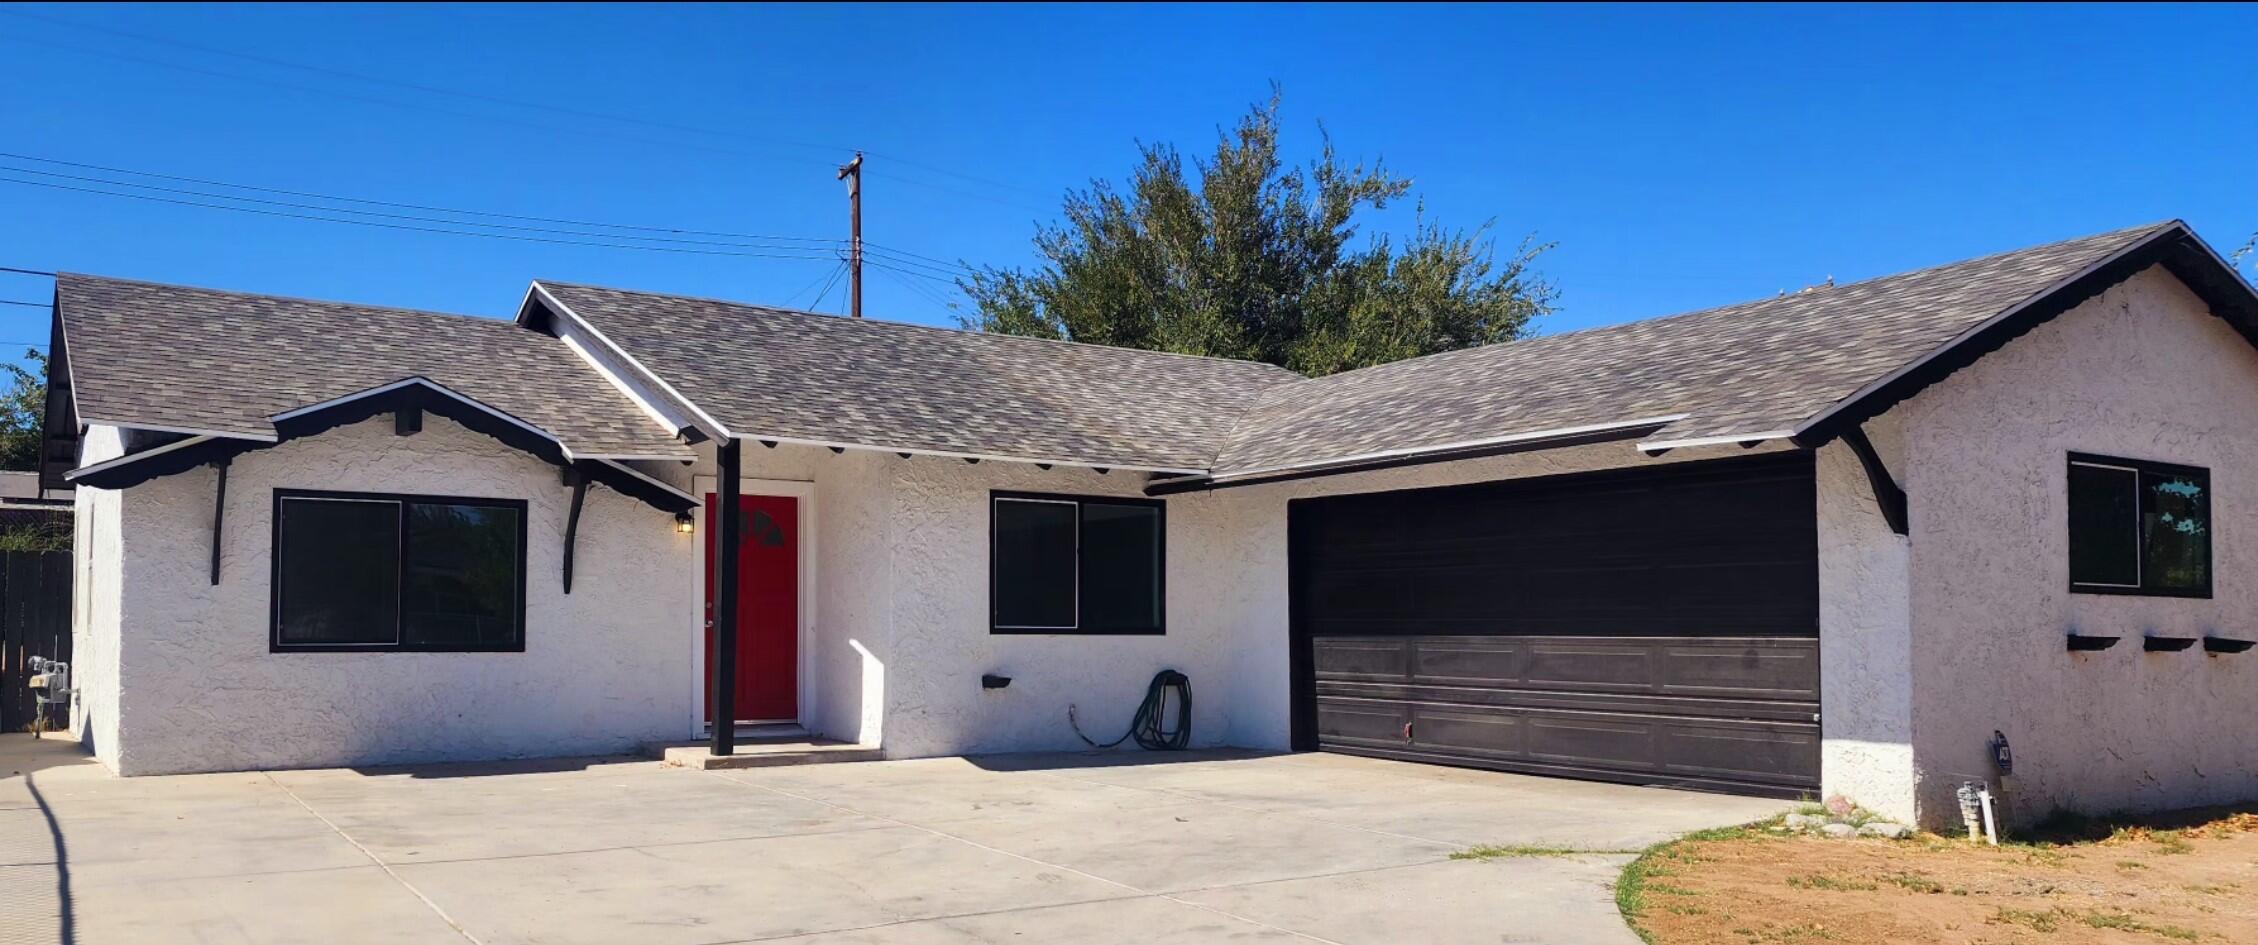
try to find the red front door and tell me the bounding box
[704,493,799,724]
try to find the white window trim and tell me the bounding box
[992,496,1082,631]
[2069,458,2145,590]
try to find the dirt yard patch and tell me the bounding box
[1622,810,2258,944]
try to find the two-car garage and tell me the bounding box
[1286,452,1822,798]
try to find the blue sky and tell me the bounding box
[2,3,2252,371]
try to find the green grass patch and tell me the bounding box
[1785,873,1878,892]
[1990,907,2065,933]
[1880,871,1946,894]
[1615,820,1774,944]
[2081,911,2201,940]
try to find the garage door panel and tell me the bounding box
[1658,642,1820,701]
[1312,638,1410,679]
[1316,698,1409,744]
[1659,722,1820,784]
[1410,708,1526,759]
[1311,636,1817,700]
[1526,714,1660,771]
[1521,639,1661,692]
[1318,680,1816,723]
[1291,453,1820,797]
[1408,638,1521,684]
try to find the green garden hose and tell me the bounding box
[1069,669,1191,750]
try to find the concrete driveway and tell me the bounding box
[2,735,1784,945]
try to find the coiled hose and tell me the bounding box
[1069,669,1191,750]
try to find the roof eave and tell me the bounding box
[1790,221,2258,449]
[1149,414,1687,496]
[70,377,696,512]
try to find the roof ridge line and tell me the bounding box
[533,279,1306,377]
[1260,219,2183,393]
[57,271,521,329]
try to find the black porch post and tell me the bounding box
[711,437,743,756]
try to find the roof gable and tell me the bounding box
[55,274,690,462]
[1202,221,2258,478]
[67,376,696,512]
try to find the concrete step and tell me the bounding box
[646,737,883,770]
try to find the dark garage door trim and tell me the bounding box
[1287,452,1820,798]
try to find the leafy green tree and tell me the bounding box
[0,349,48,471]
[960,91,1555,375]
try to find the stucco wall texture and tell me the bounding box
[69,425,126,769]
[666,436,1794,759]
[72,262,2257,820]
[1894,265,2258,826]
[1815,418,1916,823]
[656,442,1247,758]
[90,415,695,776]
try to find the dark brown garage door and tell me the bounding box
[1287,452,1820,797]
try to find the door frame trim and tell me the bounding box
[689,475,817,738]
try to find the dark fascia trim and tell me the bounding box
[70,435,266,490]
[73,379,695,514]
[574,459,697,514]
[273,379,569,464]
[1145,423,1672,497]
[988,489,1167,636]
[1795,224,2258,449]
[39,290,81,494]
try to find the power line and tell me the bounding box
[863,258,962,285]
[780,260,847,309]
[0,174,849,262]
[0,300,49,309]
[862,241,976,271]
[0,267,55,277]
[0,151,841,245]
[0,9,1051,203]
[809,262,851,315]
[861,246,976,278]
[3,152,996,277]
[0,161,847,252]
[871,263,962,316]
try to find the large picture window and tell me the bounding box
[991,492,1163,634]
[2068,454,2210,598]
[272,490,528,651]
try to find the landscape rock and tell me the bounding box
[1821,823,1859,839]
[1859,822,1913,840]
[1784,813,1826,830]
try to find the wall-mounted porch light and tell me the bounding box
[674,511,696,534]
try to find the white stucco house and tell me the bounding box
[40,220,2258,830]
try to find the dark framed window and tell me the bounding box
[991,491,1163,634]
[2068,453,2210,598]
[272,489,528,651]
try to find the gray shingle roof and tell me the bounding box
[1209,221,2177,475]
[59,221,2208,484]
[533,282,1303,471]
[58,274,690,460]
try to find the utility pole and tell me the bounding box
[837,152,864,318]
